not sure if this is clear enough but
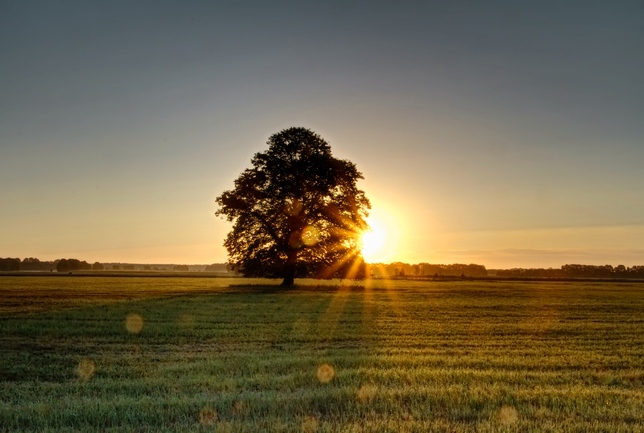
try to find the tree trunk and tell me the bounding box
[281,250,297,287]
[281,273,294,287]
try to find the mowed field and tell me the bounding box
[1,276,643,432]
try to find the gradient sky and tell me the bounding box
[1,0,643,268]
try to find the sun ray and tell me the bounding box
[317,249,359,280]
[344,254,366,280]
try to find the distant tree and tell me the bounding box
[205,263,227,272]
[463,264,487,277]
[173,265,189,272]
[56,258,91,272]
[57,259,68,272]
[412,264,420,276]
[112,264,121,270]
[20,257,41,271]
[19,257,55,271]
[56,259,69,272]
[0,257,20,271]
[92,262,104,271]
[42,261,55,271]
[216,127,370,286]
[631,266,644,278]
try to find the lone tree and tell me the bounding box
[216,127,370,286]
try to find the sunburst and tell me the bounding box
[359,216,391,263]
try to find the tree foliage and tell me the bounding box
[216,127,370,286]
[0,257,20,272]
[56,258,91,272]
[19,257,55,271]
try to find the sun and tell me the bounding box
[360,217,389,263]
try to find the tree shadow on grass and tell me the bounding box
[225,283,370,294]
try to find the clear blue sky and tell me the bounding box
[1,0,643,267]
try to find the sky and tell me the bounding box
[1,0,643,268]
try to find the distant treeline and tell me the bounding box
[367,262,644,279]
[495,264,644,279]
[0,257,229,273]
[369,262,488,278]
[0,257,94,272]
[0,257,56,271]
[368,262,644,279]
[2,257,643,279]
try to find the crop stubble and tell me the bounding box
[0,276,643,432]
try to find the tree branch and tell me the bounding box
[250,210,285,251]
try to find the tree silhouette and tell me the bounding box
[216,127,370,286]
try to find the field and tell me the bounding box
[1,276,643,432]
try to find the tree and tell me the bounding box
[20,257,42,271]
[216,127,370,286]
[56,259,70,272]
[56,258,91,272]
[0,257,20,272]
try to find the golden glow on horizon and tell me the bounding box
[360,210,399,263]
[360,220,386,263]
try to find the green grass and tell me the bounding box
[1,276,643,432]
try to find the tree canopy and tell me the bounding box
[216,127,370,286]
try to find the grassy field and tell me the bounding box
[1,276,643,432]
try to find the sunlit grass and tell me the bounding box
[1,277,643,431]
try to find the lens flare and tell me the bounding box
[76,358,96,380]
[498,405,518,425]
[316,363,335,383]
[199,407,218,426]
[357,384,378,403]
[301,415,319,433]
[284,198,303,216]
[125,313,144,334]
[232,400,246,415]
[301,225,320,246]
[215,421,233,433]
